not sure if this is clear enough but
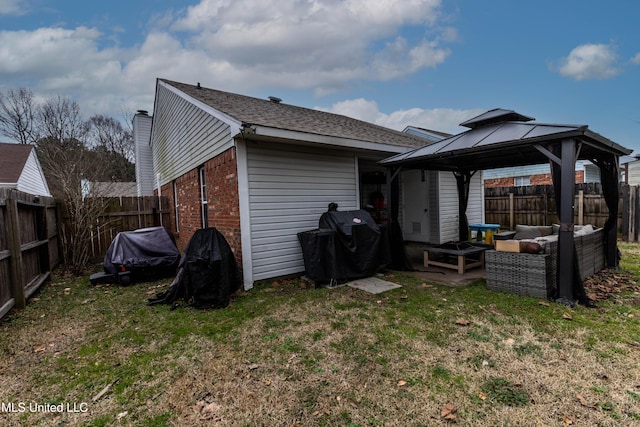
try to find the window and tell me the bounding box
[199,167,208,228]
[514,175,530,186]
[173,180,179,233]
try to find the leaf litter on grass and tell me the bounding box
[2,256,640,426]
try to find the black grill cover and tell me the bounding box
[103,226,180,277]
[298,210,391,284]
[148,227,241,309]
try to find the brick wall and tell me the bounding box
[161,147,242,270]
[484,177,513,188]
[484,171,586,188]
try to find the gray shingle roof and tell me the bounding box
[0,142,32,183]
[161,79,429,149]
[89,182,138,197]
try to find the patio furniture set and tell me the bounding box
[423,223,606,299]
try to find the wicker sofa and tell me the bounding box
[485,225,605,299]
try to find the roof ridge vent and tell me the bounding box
[460,108,535,129]
[268,96,282,104]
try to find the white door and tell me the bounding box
[402,169,430,242]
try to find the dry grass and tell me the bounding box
[1,247,640,426]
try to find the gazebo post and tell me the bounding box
[557,138,576,303]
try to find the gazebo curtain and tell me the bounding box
[454,170,475,242]
[591,152,620,268]
[387,168,413,270]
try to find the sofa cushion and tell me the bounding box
[538,226,553,237]
[514,225,541,240]
[574,224,595,236]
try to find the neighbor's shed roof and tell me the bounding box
[160,79,429,150]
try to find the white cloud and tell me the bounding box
[0,27,107,79]
[0,0,26,15]
[371,37,450,80]
[556,43,621,80]
[0,0,455,118]
[171,0,450,87]
[318,98,482,134]
[632,52,640,64]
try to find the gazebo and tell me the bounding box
[380,109,632,304]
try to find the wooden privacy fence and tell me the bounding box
[484,183,638,239]
[622,185,640,242]
[89,196,171,259]
[0,189,60,320]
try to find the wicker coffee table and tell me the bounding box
[424,242,486,275]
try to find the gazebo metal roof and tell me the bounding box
[380,108,631,171]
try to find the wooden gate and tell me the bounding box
[0,189,60,319]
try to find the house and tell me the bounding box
[0,142,51,197]
[621,155,640,184]
[82,181,138,199]
[483,161,601,188]
[134,79,481,289]
[399,126,483,243]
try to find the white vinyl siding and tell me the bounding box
[627,161,640,185]
[427,170,440,243]
[133,113,154,196]
[466,172,484,226]
[437,171,483,243]
[584,164,601,183]
[398,169,482,245]
[17,150,51,197]
[483,164,550,180]
[438,172,459,243]
[246,142,358,281]
[151,84,234,186]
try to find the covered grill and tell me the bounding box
[298,208,391,285]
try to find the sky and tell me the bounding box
[0,0,638,153]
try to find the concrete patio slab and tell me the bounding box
[347,276,403,294]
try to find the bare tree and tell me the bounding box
[37,95,89,148]
[0,87,38,144]
[87,114,135,181]
[35,96,112,274]
[0,88,138,274]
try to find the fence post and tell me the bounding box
[6,194,25,309]
[621,184,629,241]
[543,187,548,226]
[630,185,640,242]
[631,186,636,242]
[509,192,514,230]
[578,189,584,226]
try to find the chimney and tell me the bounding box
[268,96,282,104]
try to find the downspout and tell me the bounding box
[156,173,162,227]
[235,137,254,290]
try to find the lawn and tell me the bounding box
[1,243,640,426]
